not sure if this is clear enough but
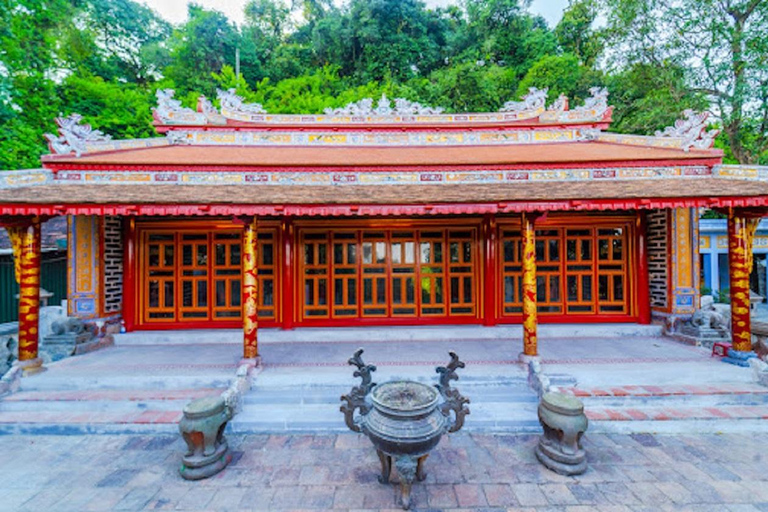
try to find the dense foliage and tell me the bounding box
[1,0,765,169]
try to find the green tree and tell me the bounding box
[555,0,601,66]
[516,53,602,104]
[602,0,768,163]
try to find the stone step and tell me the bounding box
[0,388,223,413]
[586,405,768,434]
[229,401,541,434]
[0,410,182,435]
[18,375,232,392]
[558,384,768,408]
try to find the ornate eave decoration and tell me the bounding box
[44,114,111,157]
[324,94,445,116]
[197,96,227,125]
[655,110,720,151]
[153,89,207,125]
[499,87,548,114]
[217,89,267,121]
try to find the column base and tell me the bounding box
[722,349,757,367]
[239,357,262,368]
[14,358,46,376]
[519,352,541,364]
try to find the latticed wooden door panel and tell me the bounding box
[138,225,279,326]
[144,233,176,321]
[297,226,480,323]
[498,220,633,319]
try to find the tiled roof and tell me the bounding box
[43,141,719,169]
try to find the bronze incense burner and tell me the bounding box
[341,349,470,509]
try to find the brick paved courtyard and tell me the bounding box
[2,432,768,511]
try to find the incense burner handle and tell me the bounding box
[436,351,470,433]
[340,348,377,433]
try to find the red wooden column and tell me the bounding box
[281,218,295,330]
[122,217,137,332]
[636,212,651,324]
[482,214,498,326]
[7,217,44,373]
[521,212,538,358]
[242,216,259,360]
[727,209,759,352]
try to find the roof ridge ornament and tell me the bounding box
[44,113,111,157]
[217,89,267,116]
[197,96,227,125]
[154,89,207,125]
[573,87,608,115]
[500,87,548,113]
[655,110,720,151]
[324,94,445,116]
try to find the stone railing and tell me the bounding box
[0,322,18,376]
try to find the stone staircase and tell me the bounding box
[231,367,574,434]
[559,383,768,433]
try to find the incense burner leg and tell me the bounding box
[376,449,392,484]
[395,455,417,510]
[416,454,428,482]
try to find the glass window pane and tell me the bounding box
[405,242,415,264]
[450,242,459,263]
[598,275,609,300]
[504,276,515,302]
[420,243,431,263]
[216,244,227,266]
[164,246,174,267]
[535,240,545,261]
[598,240,609,260]
[406,278,415,303]
[304,243,314,265]
[216,280,226,306]
[566,240,577,261]
[435,277,443,303]
[334,244,344,265]
[392,243,402,264]
[197,245,207,266]
[318,279,327,305]
[464,277,472,303]
[304,279,314,306]
[550,276,560,302]
[149,245,160,267]
[393,278,402,304]
[231,280,241,306]
[363,243,373,264]
[262,243,273,266]
[364,279,373,304]
[164,281,174,307]
[434,243,443,263]
[182,245,193,266]
[334,278,344,305]
[421,277,431,303]
[567,276,578,301]
[463,242,472,263]
[536,276,546,301]
[451,277,459,302]
[263,280,273,306]
[376,242,386,264]
[614,275,624,301]
[582,275,592,301]
[376,277,386,303]
[149,281,159,307]
[612,239,623,261]
[183,281,193,307]
[198,281,207,307]
[549,240,559,262]
[581,240,592,261]
[230,244,241,266]
[347,243,356,264]
[348,279,356,305]
[318,244,327,265]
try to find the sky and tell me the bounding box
[140,0,569,27]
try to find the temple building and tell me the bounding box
[3,87,768,373]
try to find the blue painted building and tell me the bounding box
[699,218,768,297]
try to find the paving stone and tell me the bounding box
[113,486,160,510]
[541,483,580,505]
[567,483,610,505]
[95,469,141,488]
[483,483,517,507]
[453,483,488,507]
[510,483,549,506]
[427,483,459,508]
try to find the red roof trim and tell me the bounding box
[3,195,768,217]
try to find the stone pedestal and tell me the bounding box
[179,396,232,480]
[536,392,588,476]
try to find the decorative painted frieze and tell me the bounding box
[153,89,207,125]
[655,110,720,151]
[499,87,548,113]
[539,89,610,123]
[715,164,768,180]
[47,165,713,188]
[162,127,600,147]
[44,114,112,157]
